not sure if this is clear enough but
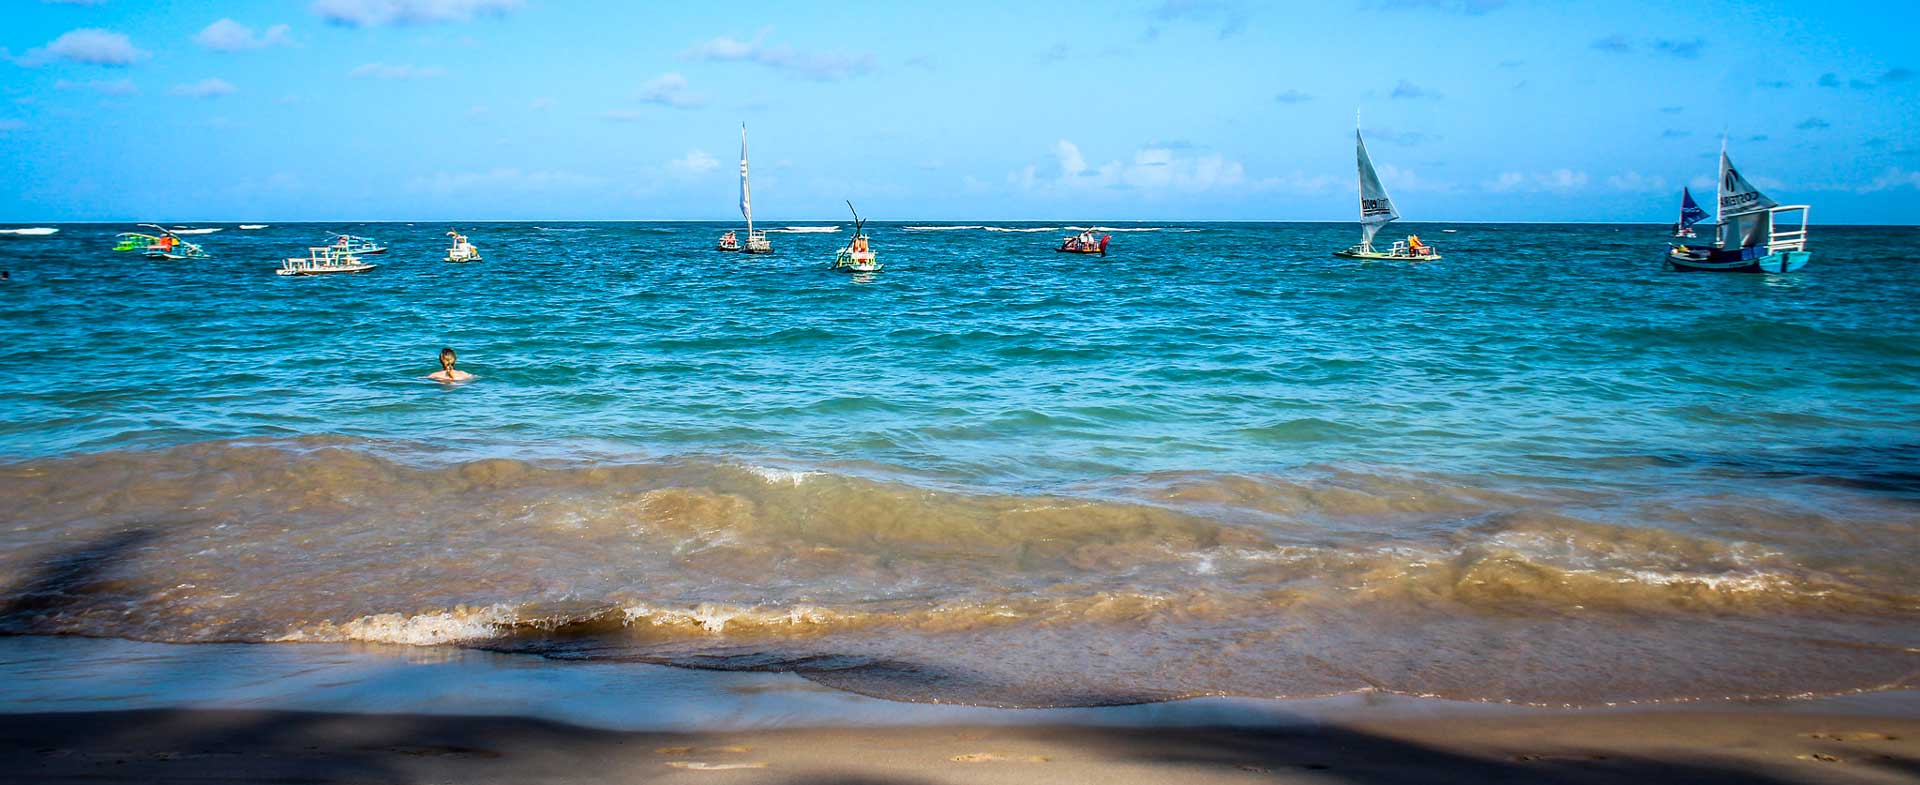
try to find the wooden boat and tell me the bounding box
[113,225,209,260]
[1666,143,1809,273]
[831,202,881,273]
[445,231,482,262]
[278,246,375,276]
[716,230,740,251]
[1332,127,1440,261]
[738,124,773,254]
[1056,230,1109,255]
[327,233,387,255]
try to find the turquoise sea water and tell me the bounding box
[0,221,1916,707]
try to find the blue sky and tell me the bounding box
[0,0,1913,223]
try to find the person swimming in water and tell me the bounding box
[427,347,474,382]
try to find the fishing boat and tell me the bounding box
[327,233,387,255]
[1666,142,1810,273]
[1332,127,1440,261]
[738,123,772,254]
[831,202,881,273]
[278,246,376,276]
[1670,187,1707,238]
[716,230,740,251]
[113,225,209,260]
[1056,229,1109,255]
[444,230,482,263]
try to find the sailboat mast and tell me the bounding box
[1714,136,1727,247]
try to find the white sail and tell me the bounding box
[1356,129,1399,249]
[1716,144,1778,249]
[739,123,753,233]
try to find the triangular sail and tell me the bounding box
[1717,150,1776,218]
[739,123,753,233]
[1677,187,1708,230]
[1355,129,1399,248]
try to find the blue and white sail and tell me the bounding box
[1355,129,1399,251]
[1676,187,1709,231]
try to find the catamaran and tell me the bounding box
[113,225,209,260]
[1666,142,1810,273]
[831,201,880,273]
[1332,127,1440,261]
[278,246,375,276]
[737,123,772,254]
[1670,187,1708,238]
[327,233,387,255]
[445,230,482,263]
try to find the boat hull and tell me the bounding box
[1055,247,1105,255]
[1666,248,1810,273]
[1332,249,1441,262]
[444,255,481,263]
[742,248,774,255]
[277,264,377,276]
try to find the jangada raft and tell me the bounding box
[326,233,387,255]
[715,230,740,252]
[278,245,375,276]
[1332,127,1440,261]
[735,123,772,254]
[444,230,482,263]
[1056,229,1110,255]
[831,201,881,273]
[1670,187,1707,238]
[1667,143,1809,273]
[113,224,209,260]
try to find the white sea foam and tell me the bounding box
[0,227,58,236]
[981,226,1061,233]
[903,225,984,231]
[771,226,840,234]
[167,227,222,235]
[622,602,835,633]
[280,604,517,646]
[742,464,821,485]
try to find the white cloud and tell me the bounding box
[1484,168,1589,192]
[349,62,446,79]
[196,19,293,52]
[1375,163,1448,192]
[1856,168,1920,193]
[407,167,602,195]
[13,29,149,67]
[667,150,720,176]
[1012,139,1247,195]
[1606,171,1669,192]
[54,77,137,95]
[683,29,875,81]
[313,0,521,27]
[170,78,236,98]
[637,72,701,108]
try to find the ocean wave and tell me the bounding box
[902,225,984,231]
[770,226,840,234]
[0,227,58,236]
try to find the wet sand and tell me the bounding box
[3,707,1917,784]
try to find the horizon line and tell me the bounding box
[7,219,1918,227]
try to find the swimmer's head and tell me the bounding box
[439,347,457,371]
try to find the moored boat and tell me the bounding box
[716,230,740,251]
[113,225,209,260]
[1332,126,1440,261]
[327,233,387,255]
[831,201,881,273]
[444,230,482,263]
[1056,229,1109,255]
[1666,142,1809,273]
[738,123,772,255]
[278,246,375,276]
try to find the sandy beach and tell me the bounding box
[2,706,1916,784]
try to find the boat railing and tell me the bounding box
[1767,205,1809,253]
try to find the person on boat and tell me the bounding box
[1407,235,1425,255]
[1099,235,1110,257]
[427,347,474,383]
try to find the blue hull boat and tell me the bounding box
[1667,246,1810,273]
[1666,144,1810,274]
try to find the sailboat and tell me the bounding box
[1332,127,1439,261]
[831,201,880,273]
[738,123,772,254]
[1666,142,1809,273]
[112,224,209,260]
[1670,187,1708,238]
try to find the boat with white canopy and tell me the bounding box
[444,230,482,262]
[831,201,880,273]
[113,224,209,260]
[278,246,375,276]
[327,233,387,255]
[1332,127,1439,261]
[737,123,772,254]
[1670,187,1708,238]
[1666,142,1809,273]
